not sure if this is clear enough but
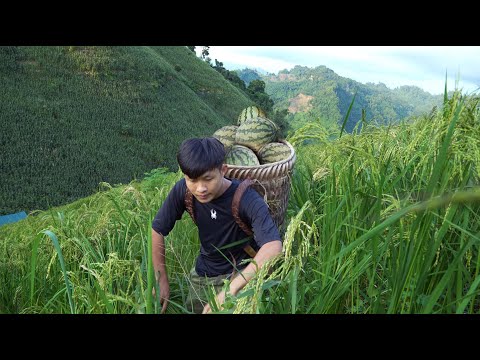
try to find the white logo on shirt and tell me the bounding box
[210,209,217,220]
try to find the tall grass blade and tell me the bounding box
[146,214,154,314]
[456,270,480,314]
[423,234,478,313]
[108,193,129,224]
[93,279,114,313]
[443,71,448,105]
[40,229,75,314]
[29,233,42,306]
[339,91,357,138]
[424,96,465,199]
[289,266,298,314]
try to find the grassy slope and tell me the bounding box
[0,46,252,214]
[149,46,254,121]
[1,92,479,314]
[0,168,190,314]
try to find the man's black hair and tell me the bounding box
[177,137,226,179]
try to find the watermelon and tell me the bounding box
[235,116,278,152]
[213,125,238,150]
[237,106,266,125]
[225,145,260,166]
[258,142,291,164]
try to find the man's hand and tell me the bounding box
[152,277,170,314]
[202,241,283,314]
[202,290,226,314]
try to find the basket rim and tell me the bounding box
[226,139,296,170]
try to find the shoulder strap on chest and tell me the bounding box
[184,188,196,225]
[233,178,257,258]
[232,178,254,236]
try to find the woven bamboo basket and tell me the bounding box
[225,140,296,234]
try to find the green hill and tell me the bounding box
[237,66,445,133]
[0,46,253,215]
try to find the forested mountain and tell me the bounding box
[234,68,263,86]
[0,46,254,215]
[237,66,445,133]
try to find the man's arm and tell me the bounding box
[152,229,170,314]
[202,240,282,313]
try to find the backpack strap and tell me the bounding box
[185,188,196,225]
[232,179,254,236]
[231,178,257,258]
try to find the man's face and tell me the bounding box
[185,164,228,203]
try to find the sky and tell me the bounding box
[196,46,480,96]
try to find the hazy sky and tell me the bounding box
[196,46,480,96]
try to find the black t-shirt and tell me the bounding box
[152,177,281,277]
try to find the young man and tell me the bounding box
[151,137,282,314]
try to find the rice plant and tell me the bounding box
[1,90,479,314]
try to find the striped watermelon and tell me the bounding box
[237,106,266,125]
[213,125,238,150]
[235,116,278,152]
[225,145,260,166]
[258,142,291,164]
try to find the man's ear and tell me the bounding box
[221,163,228,176]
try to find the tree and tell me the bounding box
[201,46,211,65]
[207,54,279,125]
[271,108,291,139]
[247,80,274,113]
[212,59,247,92]
[247,79,266,94]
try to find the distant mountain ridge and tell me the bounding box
[236,66,444,132]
